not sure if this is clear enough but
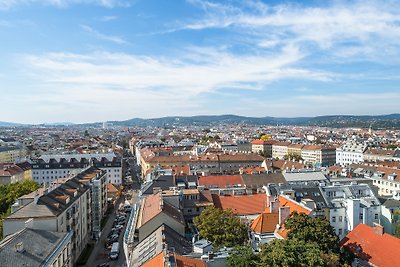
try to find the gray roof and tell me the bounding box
[241,173,286,189]
[7,202,55,219]
[283,171,327,182]
[131,224,191,267]
[0,228,70,267]
[383,199,400,209]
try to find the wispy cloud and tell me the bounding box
[81,24,128,44]
[101,15,117,21]
[0,0,133,10]
[12,46,333,122]
[180,0,400,63]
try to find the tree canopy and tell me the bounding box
[226,212,353,267]
[285,211,339,253]
[260,238,325,267]
[0,179,40,239]
[227,245,260,267]
[193,206,249,248]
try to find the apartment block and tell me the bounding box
[31,153,122,185]
[336,142,367,166]
[2,169,103,262]
[0,224,74,267]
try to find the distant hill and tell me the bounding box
[1,114,400,129]
[111,114,400,129]
[0,121,24,127]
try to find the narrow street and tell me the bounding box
[82,155,141,267]
[83,197,124,267]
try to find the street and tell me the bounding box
[83,154,141,267]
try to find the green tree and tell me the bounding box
[285,212,339,253]
[193,206,249,248]
[227,245,260,267]
[393,210,400,238]
[283,153,303,162]
[259,239,325,267]
[0,180,40,239]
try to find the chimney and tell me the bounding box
[279,206,290,225]
[265,195,273,208]
[373,223,384,236]
[270,199,280,213]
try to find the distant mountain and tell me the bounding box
[111,114,400,129]
[40,122,75,126]
[1,114,400,129]
[0,121,24,127]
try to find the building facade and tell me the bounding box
[31,153,122,185]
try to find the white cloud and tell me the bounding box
[81,24,128,44]
[10,46,334,122]
[181,0,400,62]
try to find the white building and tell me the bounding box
[321,183,381,240]
[336,142,367,166]
[31,153,122,185]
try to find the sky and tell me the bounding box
[0,0,400,124]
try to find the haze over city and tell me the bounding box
[1,0,400,124]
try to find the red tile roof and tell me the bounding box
[250,213,279,233]
[212,194,267,215]
[340,224,400,267]
[198,175,244,189]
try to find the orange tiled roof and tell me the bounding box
[107,183,119,193]
[275,195,313,239]
[175,254,207,267]
[250,213,279,233]
[212,194,267,215]
[277,195,312,215]
[340,224,400,267]
[142,252,164,267]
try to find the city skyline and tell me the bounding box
[1,0,400,124]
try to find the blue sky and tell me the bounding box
[0,0,400,123]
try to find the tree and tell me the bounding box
[285,212,339,254]
[393,210,400,238]
[0,180,40,239]
[260,134,271,140]
[193,206,249,248]
[259,239,325,267]
[227,245,260,267]
[283,153,303,162]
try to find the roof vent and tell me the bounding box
[15,242,25,253]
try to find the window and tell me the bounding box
[332,216,336,222]
[339,216,343,222]
[338,229,343,235]
[375,214,378,220]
